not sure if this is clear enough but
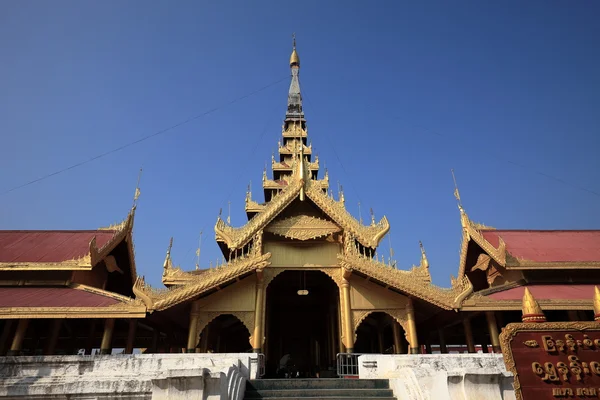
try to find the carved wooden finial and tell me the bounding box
[522,288,546,323]
[163,237,173,272]
[132,167,143,208]
[419,241,429,269]
[451,169,463,209]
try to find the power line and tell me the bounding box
[1,76,289,196]
[182,100,282,266]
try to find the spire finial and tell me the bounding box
[290,34,300,68]
[522,287,546,323]
[132,167,143,208]
[227,201,231,224]
[419,241,429,269]
[163,237,173,273]
[370,208,375,226]
[451,169,463,210]
[195,231,202,270]
[358,202,363,224]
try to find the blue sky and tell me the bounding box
[1,1,598,287]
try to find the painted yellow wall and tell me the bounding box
[265,241,339,267]
[349,276,408,310]
[195,274,257,312]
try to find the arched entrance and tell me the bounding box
[199,314,251,353]
[355,312,403,354]
[265,270,340,378]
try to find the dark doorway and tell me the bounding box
[265,270,340,378]
[199,314,251,353]
[355,312,396,354]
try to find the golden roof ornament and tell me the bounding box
[594,286,600,321]
[290,33,300,68]
[521,287,546,323]
[162,237,173,275]
[419,241,429,269]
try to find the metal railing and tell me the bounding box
[336,353,362,377]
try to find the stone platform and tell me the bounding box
[0,353,258,399]
[358,353,515,400]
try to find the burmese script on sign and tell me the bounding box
[510,330,600,399]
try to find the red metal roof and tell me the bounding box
[0,287,121,307]
[487,284,595,301]
[0,230,117,263]
[481,230,600,263]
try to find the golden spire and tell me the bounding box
[290,33,300,68]
[522,287,546,323]
[163,237,173,275]
[195,232,202,270]
[594,286,600,321]
[452,169,469,229]
[419,241,429,269]
[132,167,143,209]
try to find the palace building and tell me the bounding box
[1,41,599,379]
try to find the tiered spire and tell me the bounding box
[249,36,328,209]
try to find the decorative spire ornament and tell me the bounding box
[163,237,173,275]
[132,167,143,208]
[419,241,429,269]
[358,202,362,224]
[195,231,202,270]
[227,201,231,224]
[521,288,546,323]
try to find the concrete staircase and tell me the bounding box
[245,378,396,400]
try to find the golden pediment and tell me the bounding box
[266,215,341,241]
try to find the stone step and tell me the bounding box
[247,378,389,390]
[243,397,395,400]
[245,388,394,398]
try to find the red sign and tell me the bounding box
[500,322,600,400]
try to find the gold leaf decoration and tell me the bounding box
[265,215,341,241]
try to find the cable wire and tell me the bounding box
[1,76,289,196]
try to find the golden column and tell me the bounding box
[187,302,200,353]
[392,321,405,354]
[125,319,138,355]
[252,269,266,352]
[406,298,419,354]
[338,304,345,353]
[7,319,29,356]
[44,319,62,355]
[485,311,501,353]
[462,316,476,353]
[100,318,115,355]
[340,276,354,353]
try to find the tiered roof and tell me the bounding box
[218,40,389,255]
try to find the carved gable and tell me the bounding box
[265,215,341,241]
